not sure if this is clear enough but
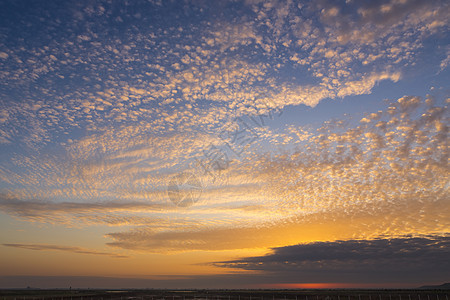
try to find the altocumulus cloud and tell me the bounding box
[0,0,448,286]
[0,96,448,253]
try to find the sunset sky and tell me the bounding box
[0,0,449,289]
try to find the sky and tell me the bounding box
[0,0,449,289]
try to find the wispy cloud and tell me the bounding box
[2,243,129,258]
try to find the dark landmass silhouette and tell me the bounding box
[419,283,450,289]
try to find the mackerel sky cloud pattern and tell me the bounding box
[0,0,449,288]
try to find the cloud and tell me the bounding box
[2,243,129,258]
[215,236,450,270]
[104,95,447,252]
[439,49,450,72]
[0,0,448,259]
[315,0,449,44]
[104,194,449,252]
[1,0,447,152]
[0,194,172,226]
[211,236,450,284]
[336,72,401,97]
[0,95,448,253]
[6,238,446,287]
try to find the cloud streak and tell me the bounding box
[2,243,129,258]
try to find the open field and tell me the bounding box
[0,290,449,300]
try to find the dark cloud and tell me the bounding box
[212,236,450,284]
